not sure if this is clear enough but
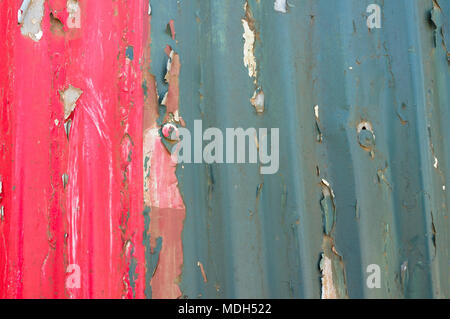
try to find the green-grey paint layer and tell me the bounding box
[148,0,450,299]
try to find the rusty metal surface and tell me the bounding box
[0,0,449,299]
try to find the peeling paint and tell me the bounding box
[433,156,439,169]
[320,180,336,235]
[319,239,349,299]
[2,0,449,300]
[64,120,72,140]
[143,131,186,298]
[60,85,83,121]
[161,47,184,125]
[142,15,186,297]
[274,0,289,14]
[319,254,337,299]
[19,0,44,42]
[314,105,323,143]
[242,3,257,79]
[319,178,348,299]
[251,89,265,113]
[242,2,266,115]
[17,0,31,24]
[62,174,68,189]
[168,20,176,40]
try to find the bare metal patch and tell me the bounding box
[242,17,257,79]
[274,0,288,13]
[60,85,83,120]
[19,0,45,42]
[251,89,265,113]
[320,254,338,299]
[242,2,266,114]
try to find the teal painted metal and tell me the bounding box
[149,0,449,298]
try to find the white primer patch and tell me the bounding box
[274,0,288,13]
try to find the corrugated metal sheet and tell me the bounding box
[0,0,449,299]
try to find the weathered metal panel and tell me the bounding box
[0,0,449,299]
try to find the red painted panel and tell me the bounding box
[0,0,154,299]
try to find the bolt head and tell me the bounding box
[358,130,375,149]
[161,123,179,142]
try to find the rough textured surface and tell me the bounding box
[0,0,449,299]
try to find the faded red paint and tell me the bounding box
[143,42,186,298]
[0,0,174,299]
[144,134,185,299]
[168,20,176,40]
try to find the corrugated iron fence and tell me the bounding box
[0,0,449,299]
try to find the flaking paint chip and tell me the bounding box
[61,85,83,120]
[242,11,257,78]
[314,105,320,121]
[251,89,265,113]
[62,174,69,189]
